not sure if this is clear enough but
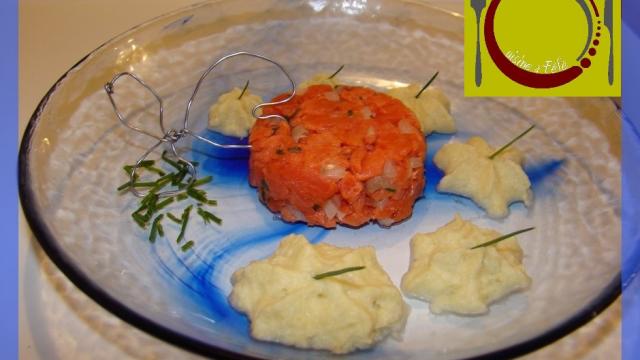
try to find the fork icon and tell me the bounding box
[471,0,487,87]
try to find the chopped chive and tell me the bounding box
[123,161,155,174]
[132,203,148,216]
[138,160,155,168]
[154,172,174,184]
[488,125,535,160]
[287,146,302,153]
[191,176,212,188]
[150,175,173,193]
[347,109,354,117]
[207,199,218,206]
[167,212,182,224]
[141,213,153,223]
[238,80,250,100]
[132,213,147,228]
[313,266,365,280]
[176,205,193,244]
[328,64,345,79]
[197,207,222,226]
[117,181,133,192]
[470,227,535,250]
[121,153,222,253]
[149,214,164,243]
[275,149,285,155]
[141,192,158,207]
[142,200,161,221]
[312,204,321,211]
[181,240,195,252]
[161,151,183,170]
[415,71,439,99]
[117,174,139,191]
[186,187,208,203]
[181,176,194,185]
[140,194,158,217]
[172,168,188,186]
[156,197,174,211]
[385,187,397,193]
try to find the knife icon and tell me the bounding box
[604,0,613,85]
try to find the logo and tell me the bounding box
[465,0,620,96]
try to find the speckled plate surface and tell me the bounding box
[19,1,622,359]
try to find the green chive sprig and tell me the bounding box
[328,64,345,80]
[313,266,366,280]
[167,212,182,224]
[118,151,222,250]
[186,187,209,203]
[190,175,213,188]
[160,151,182,170]
[488,125,535,160]
[415,71,439,99]
[470,227,535,250]
[117,173,140,192]
[181,240,195,252]
[149,214,164,243]
[238,80,250,100]
[197,206,223,226]
[176,205,193,244]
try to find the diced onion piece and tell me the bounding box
[324,91,340,102]
[383,160,397,179]
[366,176,390,193]
[361,106,373,119]
[379,218,395,227]
[398,120,416,134]
[331,195,347,220]
[285,205,306,222]
[409,157,423,169]
[323,200,339,219]
[375,198,388,210]
[322,163,347,179]
[291,125,308,142]
[365,126,376,144]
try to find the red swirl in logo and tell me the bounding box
[483,0,600,88]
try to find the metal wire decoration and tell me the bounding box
[104,51,296,198]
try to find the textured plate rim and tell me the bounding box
[18,1,624,359]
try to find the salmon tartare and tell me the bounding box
[249,84,426,228]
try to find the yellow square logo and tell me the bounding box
[465,0,621,96]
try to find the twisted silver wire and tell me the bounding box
[104,51,296,198]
